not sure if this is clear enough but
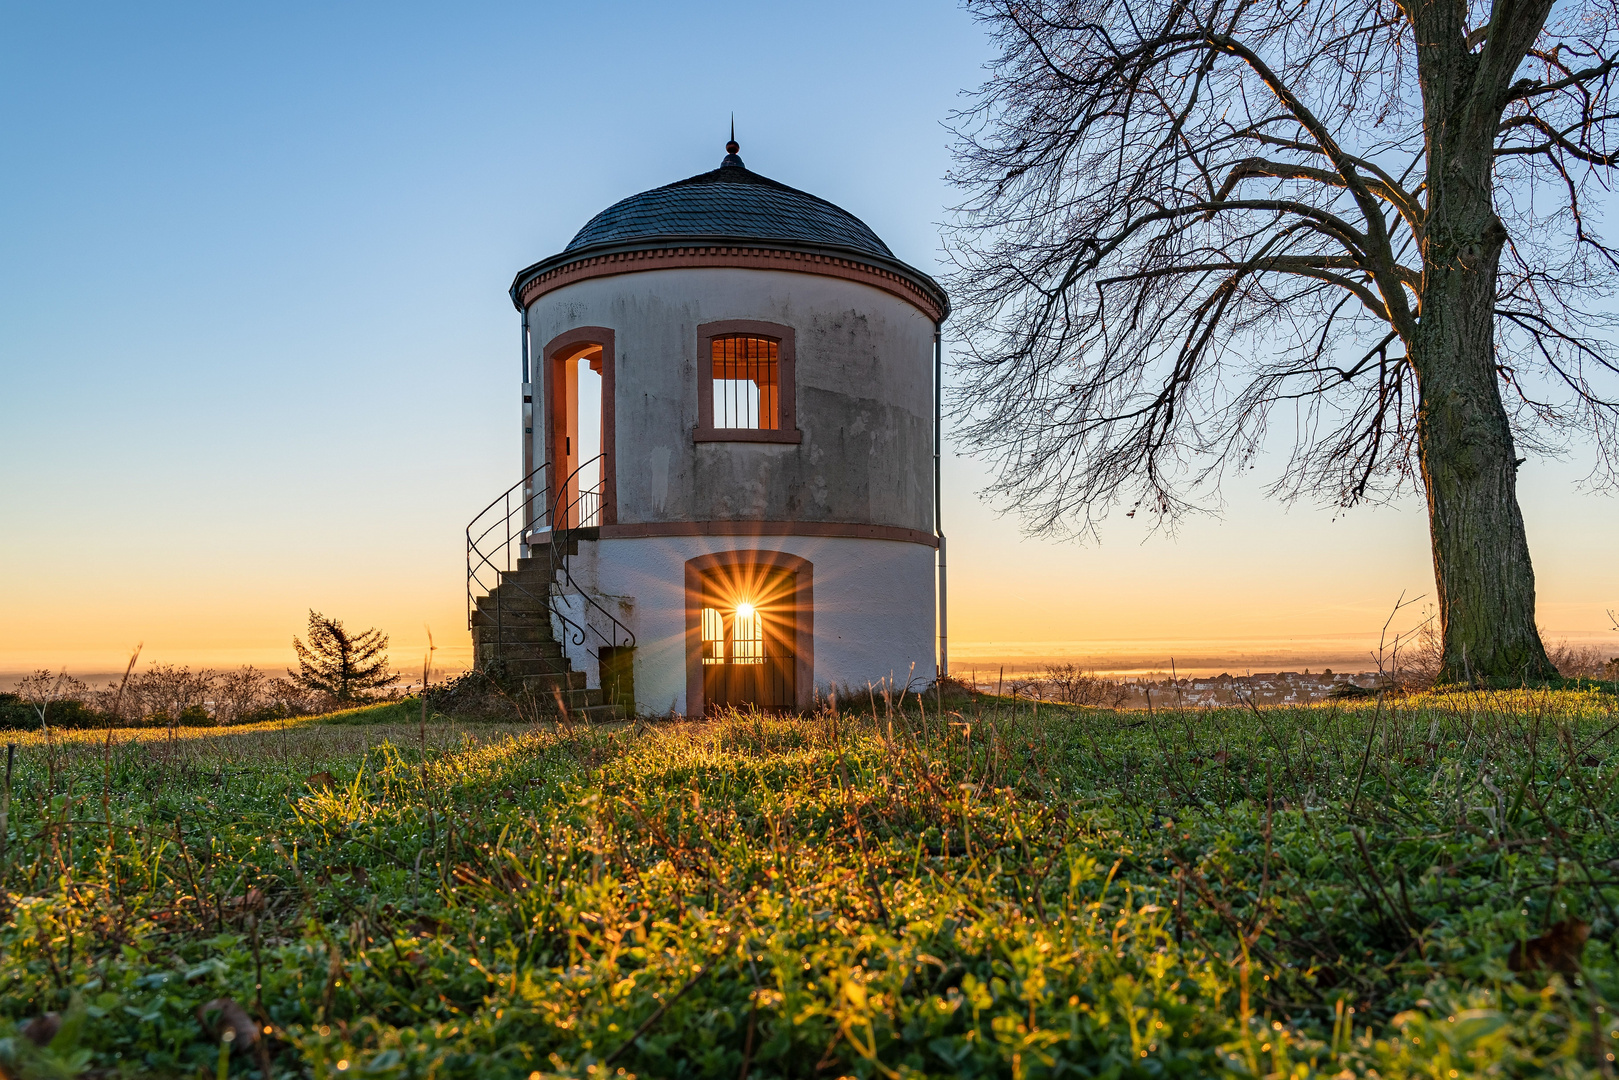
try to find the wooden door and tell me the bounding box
[700,565,796,713]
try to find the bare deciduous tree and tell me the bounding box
[947,0,1619,681]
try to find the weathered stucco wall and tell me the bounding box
[558,535,936,714]
[527,267,937,534]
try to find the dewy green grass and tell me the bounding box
[0,689,1616,1078]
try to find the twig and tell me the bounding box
[0,743,15,897]
[603,947,727,1066]
[1348,692,1386,816]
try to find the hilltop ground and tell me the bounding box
[0,688,1616,1078]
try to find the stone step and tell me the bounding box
[488,579,551,602]
[479,649,568,671]
[471,625,560,648]
[500,567,557,587]
[540,695,627,723]
[519,684,596,709]
[519,542,574,568]
[467,530,628,719]
[505,659,585,684]
[471,638,565,662]
[515,670,587,692]
[477,592,549,615]
[470,606,552,628]
[498,654,582,680]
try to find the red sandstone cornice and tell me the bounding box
[515,244,947,323]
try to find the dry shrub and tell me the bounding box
[1546,641,1619,681]
[127,664,217,723]
[1382,608,1616,689]
[9,664,337,727]
[1394,613,1444,690]
[14,669,91,706]
[214,667,270,725]
[1001,663,1129,708]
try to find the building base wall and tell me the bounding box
[559,534,936,715]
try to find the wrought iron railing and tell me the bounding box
[466,463,550,635]
[548,454,635,653]
[466,456,635,669]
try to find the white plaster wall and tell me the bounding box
[564,534,937,715]
[527,267,938,533]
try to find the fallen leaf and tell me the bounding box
[197,998,259,1051]
[22,1013,60,1046]
[226,887,265,916]
[1509,918,1589,974]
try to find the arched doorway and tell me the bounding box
[685,551,813,715]
[542,327,616,529]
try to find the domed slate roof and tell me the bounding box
[563,164,896,262]
[511,142,948,319]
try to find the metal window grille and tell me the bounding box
[732,607,765,664]
[701,605,766,665]
[711,335,779,429]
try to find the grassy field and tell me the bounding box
[0,688,1616,1078]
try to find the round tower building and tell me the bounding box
[469,137,948,716]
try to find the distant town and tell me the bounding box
[1115,670,1381,708]
[969,667,1383,709]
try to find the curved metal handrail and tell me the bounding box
[548,454,636,652]
[464,461,593,673]
[466,463,549,632]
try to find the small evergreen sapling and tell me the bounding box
[289,610,395,704]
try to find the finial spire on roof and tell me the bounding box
[722,114,743,168]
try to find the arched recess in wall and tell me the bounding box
[542,327,616,527]
[685,550,814,715]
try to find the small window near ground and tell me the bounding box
[711,335,779,430]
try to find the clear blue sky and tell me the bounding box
[2,1,1614,678]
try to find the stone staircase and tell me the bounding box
[470,544,627,722]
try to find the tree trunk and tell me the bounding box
[1412,313,1555,683]
[1412,30,1557,685]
